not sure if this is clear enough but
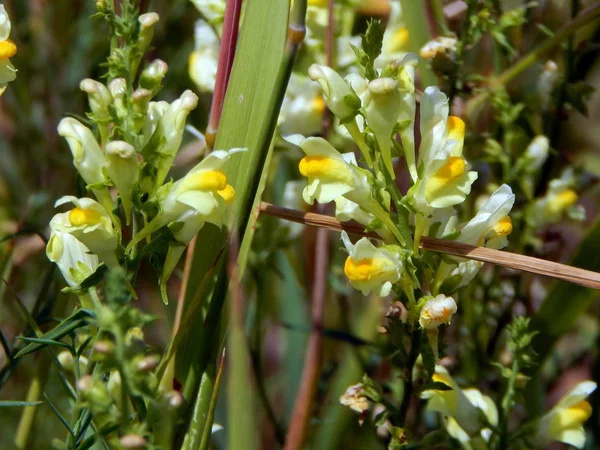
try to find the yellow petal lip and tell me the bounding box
[218,184,235,204]
[551,189,578,211]
[344,256,393,282]
[387,27,410,53]
[68,208,103,226]
[312,95,326,115]
[308,0,327,7]
[182,170,228,192]
[0,40,17,59]
[492,216,513,237]
[447,116,465,141]
[299,155,354,184]
[551,400,592,431]
[434,156,466,181]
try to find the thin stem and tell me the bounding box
[396,329,421,427]
[284,205,329,450]
[258,202,600,290]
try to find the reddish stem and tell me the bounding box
[205,0,243,148]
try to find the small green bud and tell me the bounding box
[106,140,140,225]
[80,79,112,123]
[138,13,160,56]
[139,59,168,97]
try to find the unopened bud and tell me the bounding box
[308,64,360,121]
[80,79,112,122]
[166,391,184,408]
[138,13,160,55]
[419,294,457,330]
[77,375,94,392]
[139,59,168,96]
[93,340,115,355]
[120,434,147,449]
[137,355,160,372]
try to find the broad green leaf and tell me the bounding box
[173,0,292,445]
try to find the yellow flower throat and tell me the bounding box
[344,257,391,282]
[0,40,17,59]
[299,156,354,184]
[69,208,103,226]
[182,170,228,192]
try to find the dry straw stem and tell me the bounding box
[259,202,600,290]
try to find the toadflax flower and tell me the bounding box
[422,365,498,447]
[340,383,369,414]
[532,381,596,449]
[279,74,326,136]
[341,231,402,297]
[46,231,100,288]
[528,168,584,227]
[0,4,17,96]
[408,87,478,215]
[127,148,244,303]
[420,36,458,60]
[308,64,360,123]
[50,196,120,269]
[287,134,372,205]
[376,1,409,68]
[419,294,457,330]
[105,141,140,225]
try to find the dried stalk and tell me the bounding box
[259,202,600,290]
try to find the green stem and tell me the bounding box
[413,215,430,256]
[344,119,373,167]
[14,365,45,450]
[396,329,421,427]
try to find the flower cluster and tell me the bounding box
[46,12,243,304]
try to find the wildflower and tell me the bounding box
[409,87,477,214]
[422,365,498,445]
[334,197,393,242]
[188,21,219,93]
[57,118,113,211]
[521,135,550,173]
[457,184,515,249]
[80,79,112,126]
[420,36,458,59]
[138,13,160,56]
[127,148,244,302]
[419,294,457,330]
[50,196,120,268]
[289,134,372,205]
[105,141,140,225]
[532,381,596,449]
[46,231,100,288]
[341,231,402,297]
[340,383,369,414]
[190,0,226,24]
[279,74,326,136]
[529,168,584,226]
[394,54,418,181]
[0,5,17,96]
[57,351,88,375]
[363,77,402,178]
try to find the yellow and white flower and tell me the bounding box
[190,0,226,24]
[376,1,409,68]
[529,168,584,226]
[46,231,100,288]
[422,365,498,448]
[289,134,372,205]
[409,87,477,214]
[395,54,418,181]
[105,141,140,225]
[189,20,219,93]
[50,196,120,268]
[341,231,402,297]
[128,148,243,301]
[457,184,515,249]
[279,74,326,136]
[0,4,17,96]
[419,294,457,330]
[532,381,596,449]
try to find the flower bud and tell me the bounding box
[139,59,168,96]
[57,118,109,192]
[106,140,140,224]
[80,79,112,124]
[419,294,457,330]
[166,391,184,408]
[137,355,160,372]
[108,78,127,119]
[120,434,147,449]
[363,77,401,178]
[57,351,88,374]
[522,136,549,173]
[152,90,199,190]
[420,36,458,60]
[138,13,159,56]
[308,64,360,122]
[132,88,152,130]
[77,375,94,392]
[93,340,114,355]
[340,383,369,414]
